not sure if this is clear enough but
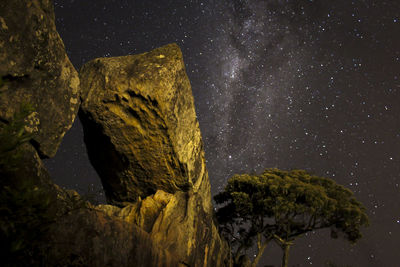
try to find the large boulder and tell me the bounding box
[79,44,229,266]
[0,0,80,158]
[79,43,211,209]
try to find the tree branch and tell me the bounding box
[252,233,268,267]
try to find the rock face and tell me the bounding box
[80,44,229,266]
[0,0,80,158]
[0,148,179,267]
[0,1,229,265]
[46,201,179,267]
[79,44,210,207]
[98,189,228,267]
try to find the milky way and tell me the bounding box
[206,1,316,190]
[46,0,399,266]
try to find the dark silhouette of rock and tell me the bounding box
[46,200,179,267]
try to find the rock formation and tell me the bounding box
[79,44,209,206]
[0,0,80,158]
[0,1,229,266]
[80,43,228,266]
[46,196,180,267]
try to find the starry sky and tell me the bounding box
[45,0,399,266]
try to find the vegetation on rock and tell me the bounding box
[214,168,369,267]
[0,103,35,166]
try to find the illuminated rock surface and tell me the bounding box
[79,44,209,206]
[0,1,229,265]
[81,44,228,266]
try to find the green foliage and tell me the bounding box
[214,168,369,267]
[0,103,35,169]
[0,102,34,151]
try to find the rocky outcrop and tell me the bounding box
[0,0,80,158]
[0,1,229,266]
[79,44,229,266]
[79,44,211,208]
[46,199,179,267]
[0,1,174,265]
[99,189,228,267]
[0,151,178,267]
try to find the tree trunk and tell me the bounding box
[251,242,267,267]
[251,233,267,267]
[234,243,245,264]
[228,241,233,267]
[281,244,291,267]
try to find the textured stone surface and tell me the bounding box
[0,144,180,267]
[46,203,179,267]
[80,44,229,266]
[0,5,230,263]
[80,43,210,207]
[99,189,229,267]
[0,0,80,158]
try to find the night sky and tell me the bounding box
[44,0,399,266]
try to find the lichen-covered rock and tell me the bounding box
[80,43,211,208]
[0,0,80,158]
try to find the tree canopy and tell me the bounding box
[214,168,369,267]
